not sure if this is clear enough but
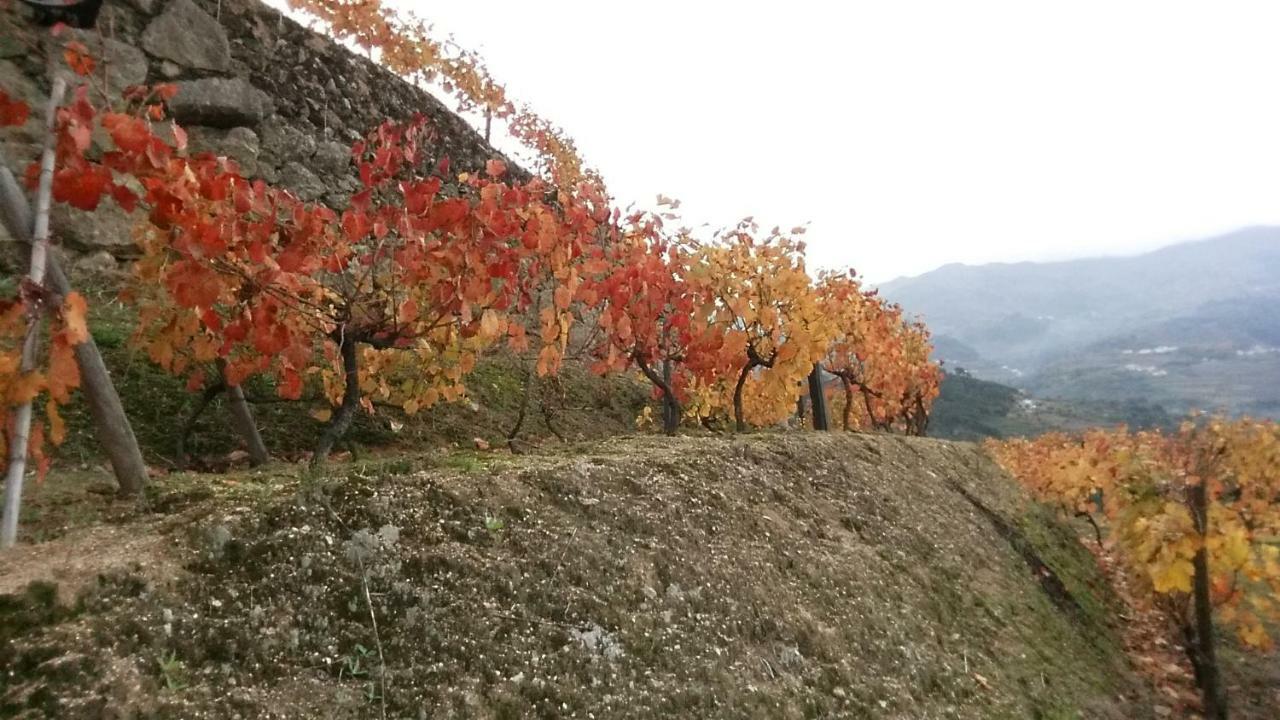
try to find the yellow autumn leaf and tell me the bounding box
[1237,618,1272,649]
[1151,558,1194,594]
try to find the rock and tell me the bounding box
[256,164,278,184]
[323,184,357,211]
[303,35,331,55]
[158,61,182,80]
[0,57,15,108]
[0,9,38,60]
[0,32,25,60]
[47,32,148,104]
[187,126,261,176]
[258,117,316,168]
[312,140,350,175]
[169,78,273,128]
[52,203,144,257]
[0,61,43,144]
[203,524,233,560]
[123,0,162,15]
[142,0,232,73]
[277,161,326,202]
[73,251,120,275]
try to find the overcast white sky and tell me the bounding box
[307,1,1280,282]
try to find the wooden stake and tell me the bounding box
[2,77,67,548]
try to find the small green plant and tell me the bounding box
[484,513,506,534]
[441,452,485,473]
[158,651,187,691]
[90,324,127,349]
[339,644,374,680]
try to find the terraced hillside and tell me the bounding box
[3,434,1160,719]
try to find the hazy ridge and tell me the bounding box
[880,227,1280,418]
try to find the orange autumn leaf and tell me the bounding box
[61,292,90,344]
[63,41,96,77]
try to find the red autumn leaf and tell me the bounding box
[52,167,111,211]
[340,210,368,242]
[66,120,92,153]
[200,307,223,332]
[278,369,303,400]
[111,183,138,212]
[169,261,222,307]
[485,158,507,178]
[398,298,419,324]
[0,91,30,127]
[185,369,207,392]
[102,113,152,154]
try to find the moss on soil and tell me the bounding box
[2,434,1160,719]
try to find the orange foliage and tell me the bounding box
[684,224,831,429]
[816,271,941,434]
[988,419,1280,650]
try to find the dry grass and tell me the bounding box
[1,433,1162,719]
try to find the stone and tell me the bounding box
[123,0,162,15]
[73,250,119,275]
[0,9,38,60]
[258,117,316,168]
[0,33,24,60]
[159,61,182,80]
[0,60,43,125]
[0,62,42,151]
[277,161,326,202]
[46,32,148,105]
[169,78,274,128]
[312,140,350,175]
[187,126,261,176]
[142,0,232,72]
[322,188,355,211]
[52,203,144,257]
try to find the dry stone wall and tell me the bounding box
[0,0,523,273]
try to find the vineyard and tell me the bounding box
[0,1,943,541]
[0,0,1277,718]
[989,420,1280,718]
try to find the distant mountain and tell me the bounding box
[882,227,1280,418]
[928,371,1175,441]
[1031,295,1280,418]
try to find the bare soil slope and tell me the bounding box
[2,434,1155,719]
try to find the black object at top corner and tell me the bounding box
[19,0,105,29]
